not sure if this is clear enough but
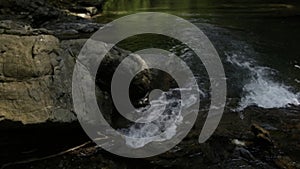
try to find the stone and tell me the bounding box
[0,34,58,78]
[61,39,152,128]
[42,21,103,39]
[86,7,98,15]
[233,147,255,161]
[68,6,98,16]
[0,33,76,124]
[251,123,274,146]
[0,78,53,124]
[231,139,246,147]
[275,156,298,169]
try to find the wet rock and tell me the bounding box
[0,20,31,31]
[233,147,255,161]
[0,0,104,38]
[251,123,274,146]
[42,21,103,39]
[0,17,102,40]
[260,123,278,131]
[0,20,54,36]
[232,139,246,147]
[0,0,61,26]
[51,0,105,13]
[60,38,151,99]
[68,6,98,16]
[61,38,152,128]
[0,20,33,35]
[275,156,299,169]
[96,48,151,101]
[86,7,98,15]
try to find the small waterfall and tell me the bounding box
[226,53,300,112]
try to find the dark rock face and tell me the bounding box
[0,0,105,24]
[96,47,151,103]
[60,38,152,127]
[0,0,61,26]
[50,0,105,14]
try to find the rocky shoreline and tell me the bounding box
[0,0,300,168]
[1,106,299,169]
[0,0,104,39]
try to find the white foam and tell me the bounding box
[121,87,199,148]
[227,53,300,111]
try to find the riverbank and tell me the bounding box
[1,106,300,169]
[0,0,105,39]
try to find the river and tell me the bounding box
[1,0,300,168]
[95,0,300,112]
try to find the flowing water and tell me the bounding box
[94,0,300,148]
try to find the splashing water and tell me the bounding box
[121,86,200,148]
[227,53,300,112]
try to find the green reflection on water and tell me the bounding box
[95,0,300,90]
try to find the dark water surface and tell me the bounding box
[95,0,300,110]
